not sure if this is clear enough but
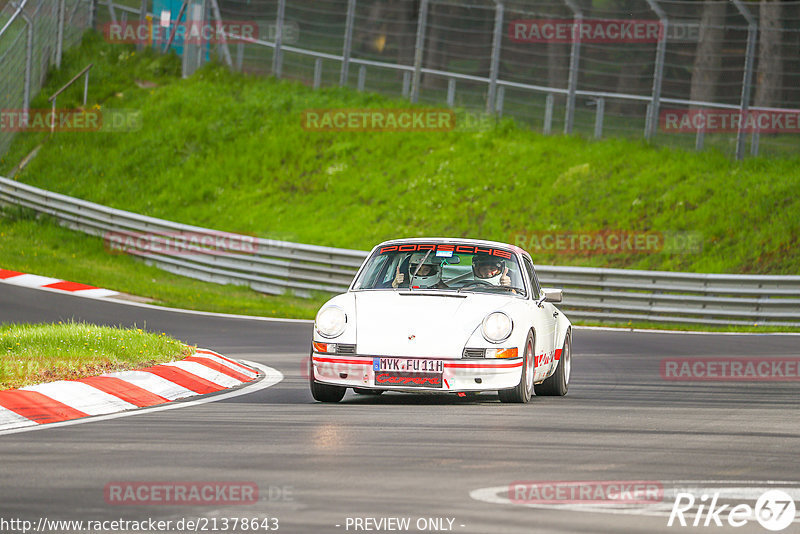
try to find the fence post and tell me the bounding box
[644,0,667,141]
[236,41,244,71]
[357,65,366,91]
[732,0,756,161]
[56,0,66,69]
[313,58,323,89]
[544,93,553,134]
[410,0,430,103]
[750,130,760,157]
[402,71,411,98]
[20,11,34,127]
[486,1,504,114]
[563,0,582,134]
[209,0,233,67]
[495,85,505,116]
[340,0,356,86]
[137,0,147,52]
[593,97,604,138]
[447,78,456,107]
[89,0,97,30]
[272,0,286,78]
[107,0,118,24]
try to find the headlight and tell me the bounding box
[481,312,513,343]
[315,306,347,338]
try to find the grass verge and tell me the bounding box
[0,320,194,390]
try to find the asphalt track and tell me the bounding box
[1,283,799,534]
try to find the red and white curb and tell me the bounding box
[0,349,260,431]
[0,268,118,298]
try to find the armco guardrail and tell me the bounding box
[2,175,799,327]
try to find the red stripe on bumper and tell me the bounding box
[0,390,89,424]
[444,361,523,369]
[313,357,372,365]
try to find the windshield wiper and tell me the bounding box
[458,283,520,294]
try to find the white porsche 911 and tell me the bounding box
[309,238,571,403]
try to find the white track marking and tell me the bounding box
[102,370,196,400]
[0,361,282,436]
[160,361,243,388]
[3,274,62,288]
[20,381,136,415]
[0,406,38,431]
[192,353,259,379]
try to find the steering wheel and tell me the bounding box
[457,280,494,292]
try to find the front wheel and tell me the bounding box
[309,354,346,402]
[534,330,570,396]
[498,331,534,403]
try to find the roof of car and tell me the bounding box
[374,237,530,259]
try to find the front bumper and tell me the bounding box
[311,353,523,392]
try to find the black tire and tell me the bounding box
[309,353,346,403]
[498,331,534,403]
[353,388,384,396]
[534,330,570,397]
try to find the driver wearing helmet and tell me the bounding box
[472,254,513,287]
[391,252,448,289]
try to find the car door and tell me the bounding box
[522,256,557,379]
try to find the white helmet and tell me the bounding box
[408,252,442,289]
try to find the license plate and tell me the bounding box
[373,357,444,373]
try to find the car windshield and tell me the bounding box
[352,243,527,296]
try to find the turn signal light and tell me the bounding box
[486,348,518,359]
[313,342,336,353]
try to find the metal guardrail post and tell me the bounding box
[56,0,66,69]
[236,41,244,71]
[544,93,553,134]
[644,0,667,141]
[402,71,411,98]
[563,0,581,135]
[695,123,705,151]
[495,85,505,116]
[410,0,430,103]
[732,0,756,161]
[593,97,604,138]
[272,0,286,78]
[750,130,759,157]
[486,1,504,115]
[340,0,356,86]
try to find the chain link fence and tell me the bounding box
[214,0,800,159]
[1,0,798,159]
[0,0,92,155]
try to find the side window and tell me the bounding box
[523,257,540,298]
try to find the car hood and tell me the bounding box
[354,291,507,358]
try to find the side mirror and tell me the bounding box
[542,288,563,303]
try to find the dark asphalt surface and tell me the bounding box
[0,283,798,534]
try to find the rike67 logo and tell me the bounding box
[668,490,796,531]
